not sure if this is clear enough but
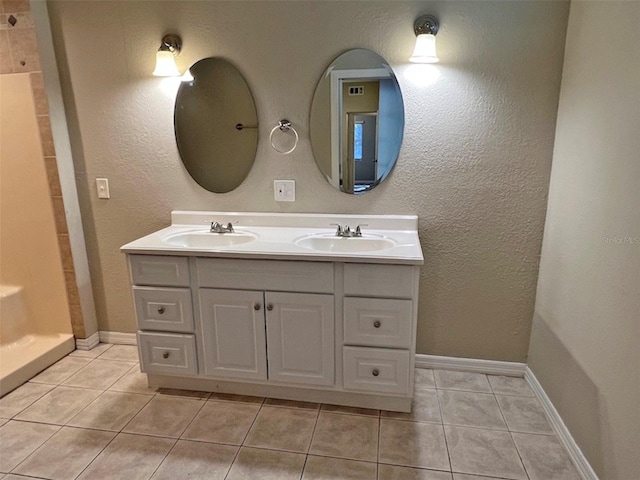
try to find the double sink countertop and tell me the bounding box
[121,211,424,265]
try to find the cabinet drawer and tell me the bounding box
[344,297,412,348]
[138,332,197,376]
[133,286,194,333]
[196,258,333,293]
[129,255,190,287]
[343,346,410,395]
[344,264,415,299]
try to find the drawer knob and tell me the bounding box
[372,368,380,377]
[157,306,165,314]
[373,320,381,328]
[267,304,274,311]
[162,352,170,359]
[254,303,261,311]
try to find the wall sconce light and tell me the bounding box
[410,15,439,63]
[153,34,182,77]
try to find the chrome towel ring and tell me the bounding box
[270,119,299,155]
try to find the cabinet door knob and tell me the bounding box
[373,320,381,328]
[372,368,380,377]
[254,303,261,311]
[266,304,274,311]
[158,306,165,314]
[162,352,170,359]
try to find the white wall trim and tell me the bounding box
[31,0,99,338]
[415,354,527,377]
[525,367,599,480]
[75,332,100,350]
[99,331,137,345]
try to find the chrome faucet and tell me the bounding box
[331,224,367,237]
[210,221,235,233]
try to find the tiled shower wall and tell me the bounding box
[1,0,86,338]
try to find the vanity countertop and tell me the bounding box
[120,211,424,265]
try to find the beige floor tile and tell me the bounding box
[438,390,506,430]
[382,386,441,424]
[0,418,8,427]
[0,420,59,472]
[415,369,436,388]
[302,455,376,479]
[182,400,260,444]
[13,426,115,479]
[487,376,534,397]
[69,343,112,358]
[29,357,92,385]
[320,404,379,417]
[496,395,554,434]
[512,432,581,480]
[151,440,237,480]
[108,364,158,394]
[378,464,453,480]
[226,446,305,480]
[67,391,153,431]
[434,371,492,393]
[210,392,264,404]
[77,433,175,480]
[310,412,378,462]
[264,397,320,410]
[62,359,135,390]
[98,344,140,363]
[14,386,102,424]
[244,406,317,453]
[444,425,527,480]
[379,419,450,471]
[0,383,54,418]
[123,395,204,438]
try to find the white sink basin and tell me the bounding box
[163,231,257,248]
[295,234,397,253]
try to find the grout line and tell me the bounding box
[436,389,453,473]
[223,396,265,480]
[7,422,62,475]
[147,436,180,480]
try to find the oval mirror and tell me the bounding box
[310,49,404,194]
[175,57,258,193]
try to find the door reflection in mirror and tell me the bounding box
[310,49,404,194]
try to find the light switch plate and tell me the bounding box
[96,178,110,199]
[274,180,295,202]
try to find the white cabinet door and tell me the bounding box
[199,289,267,380]
[265,292,334,386]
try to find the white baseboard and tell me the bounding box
[75,332,100,350]
[415,353,527,377]
[525,367,599,480]
[99,331,137,345]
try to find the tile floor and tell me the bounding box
[0,344,582,480]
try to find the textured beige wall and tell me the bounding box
[0,73,72,337]
[48,1,569,361]
[528,2,640,478]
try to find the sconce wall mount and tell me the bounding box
[413,15,439,37]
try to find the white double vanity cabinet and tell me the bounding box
[122,212,423,412]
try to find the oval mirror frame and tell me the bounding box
[175,57,258,193]
[310,49,405,194]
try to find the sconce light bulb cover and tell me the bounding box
[410,34,439,63]
[153,50,181,77]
